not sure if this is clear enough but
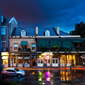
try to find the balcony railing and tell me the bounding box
[37,47,85,52]
[2,47,9,52]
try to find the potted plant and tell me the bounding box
[18,47,21,52]
[66,47,71,54]
[27,48,31,52]
[53,45,60,51]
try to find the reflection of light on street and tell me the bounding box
[46,71,50,77]
[39,72,42,77]
[46,77,51,81]
[32,72,35,74]
[43,82,45,84]
[39,77,42,81]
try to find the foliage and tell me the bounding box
[69,21,85,38]
[18,47,21,51]
[53,45,60,51]
[65,47,71,53]
[27,48,31,52]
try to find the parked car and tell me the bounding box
[1,68,25,79]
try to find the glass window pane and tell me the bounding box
[1,28,5,35]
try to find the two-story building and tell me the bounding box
[1,16,18,67]
[9,26,85,67]
[9,27,36,67]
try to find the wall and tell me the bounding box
[9,38,36,52]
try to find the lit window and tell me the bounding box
[13,43,18,51]
[31,44,36,51]
[21,30,26,36]
[1,28,6,35]
[45,30,50,36]
[1,15,3,22]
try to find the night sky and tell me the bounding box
[0,0,85,33]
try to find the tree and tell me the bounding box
[69,21,85,38]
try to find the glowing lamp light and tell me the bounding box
[46,55,49,58]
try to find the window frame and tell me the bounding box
[1,27,6,35]
[31,43,36,51]
[45,30,50,36]
[21,30,26,36]
[13,43,18,51]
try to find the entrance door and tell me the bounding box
[10,58,16,67]
[45,59,51,67]
[52,58,58,67]
[37,58,43,67]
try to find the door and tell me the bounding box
[6,70,17,76]
[10,58,16,67]
[37,58,43,67]
[52,58,59,67]
[45,58,51,67]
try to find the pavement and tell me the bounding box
[3,66,85,70]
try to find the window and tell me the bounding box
[2,42,6,51]
[1,28,6,35]
[13,43,18,51]
[1,15,3,22]
[31,44,36,51]
[21,30,26,36]
[45,30,50,36]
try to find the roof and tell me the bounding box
[11,27,35,36]
[11,27,70,36]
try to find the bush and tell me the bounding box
[27,48,31,52]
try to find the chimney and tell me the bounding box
[35,26,38,36]
[57,27,59,35]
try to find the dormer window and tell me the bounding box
[21,30,26,36]
[45,30,50,36]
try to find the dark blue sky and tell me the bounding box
[0,0,85,33]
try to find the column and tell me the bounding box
[59,54,60,67]
[23,55,24,67]
[16,55,18,67]
[66,55,67,67]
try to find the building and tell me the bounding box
[1,16,18,67]
[0,8,2,81]
[9,26,85,67]
[9,27,36,67]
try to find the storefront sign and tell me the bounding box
[18,57,23,59]
[24,57,30,59]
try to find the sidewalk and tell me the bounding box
[3,66,85,70]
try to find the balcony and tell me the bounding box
[37,47,85,53]
[2,47,9,52]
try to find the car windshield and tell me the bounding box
[14,68,19,71]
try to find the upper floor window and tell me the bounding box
[21,30,26,36]
[1,15,3,22]
[31,44,36,51]
[1,28,6,35]
[45,30,50,36]
[13,43,18,51]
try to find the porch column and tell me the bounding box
[78,55,79,66]
[30,55,32,67]
[16,55,18,67]
[8,54,10,67]
[23,55,24,67]
[59,54,60,67]
[66,54,67,67]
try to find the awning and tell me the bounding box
[21,41,27,46]
[73,41,82,43]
